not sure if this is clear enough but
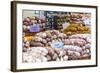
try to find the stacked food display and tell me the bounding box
[22,11,91,63]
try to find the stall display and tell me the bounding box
[22,11,92,62]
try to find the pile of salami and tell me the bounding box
[23,30,91,63]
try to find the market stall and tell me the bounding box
[22,10,91,63]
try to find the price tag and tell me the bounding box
[29,24,40,32]
[51,41,64,49]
